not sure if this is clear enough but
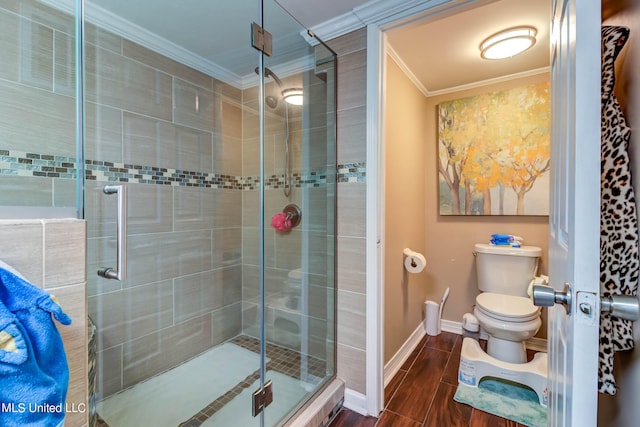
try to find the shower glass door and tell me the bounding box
[83,0,264,425]
[82,0,336,425]
[254,1,337,424]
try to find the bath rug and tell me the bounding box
[454,379,546,427]
[201,371,314,426]
[97,343,261,427]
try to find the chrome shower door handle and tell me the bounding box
[97,185,128,281]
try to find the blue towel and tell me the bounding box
[490,234,514,245]
[0,266,72,427]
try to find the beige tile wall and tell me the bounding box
[329,28,369,395]
[0,219,88,427]
[2,0,338,416]
[240,67,336,362]
[83,31,245,398]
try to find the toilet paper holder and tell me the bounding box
[403,248,426,273]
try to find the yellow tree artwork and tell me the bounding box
[438,82,550,215]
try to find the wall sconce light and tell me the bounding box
[480,26,537,60]
[282,88,303,105]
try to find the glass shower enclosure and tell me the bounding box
[0,0,336,425]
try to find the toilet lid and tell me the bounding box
[476,292,539,320]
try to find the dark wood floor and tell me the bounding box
[329,332,530,427]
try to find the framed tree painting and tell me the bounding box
[438,81,550,215]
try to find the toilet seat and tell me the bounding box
[475,292,539,322]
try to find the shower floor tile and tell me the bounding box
[96,335,327,427]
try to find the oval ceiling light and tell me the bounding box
[480,26,537,60]
[282,88,304,105]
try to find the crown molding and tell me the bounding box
[308,0,455,42]
[39,0,317,90]
[386,42,549,98]
[426,66,550,97]
[304,11,365,45]
[41,0,243,87]
[91,5,244,88]
[385,44,429,97]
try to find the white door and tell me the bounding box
[545,0,601,425]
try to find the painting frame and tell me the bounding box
[437,82,550,216]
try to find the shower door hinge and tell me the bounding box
[251,22,273,56]
[252,379,273,416]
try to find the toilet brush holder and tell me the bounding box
[425,300,440,336]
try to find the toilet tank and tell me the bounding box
[474,243,541,296]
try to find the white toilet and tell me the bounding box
[473,243,542,364]
[457,243,547,406]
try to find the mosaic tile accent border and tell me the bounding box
[337,162,366,183]
[85,160,246,189]
[86,163,334,190]
[0,150,78,178]
[1,149,363,189]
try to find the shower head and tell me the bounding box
[254,66,284,88]
[254,67,303,106]
[265,95,278,109]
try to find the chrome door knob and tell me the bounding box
[532,282,572,314]
[601,295,640,321]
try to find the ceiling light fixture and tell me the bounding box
[480,26,537,60]
[282,88,303,105]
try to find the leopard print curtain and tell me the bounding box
[599,26,637,395]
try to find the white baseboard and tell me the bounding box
[342,388,368,416]
[440,319,463,335]
[371,319,548,418]
[383,322,426,387]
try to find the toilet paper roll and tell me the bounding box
[403,248,426,273]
